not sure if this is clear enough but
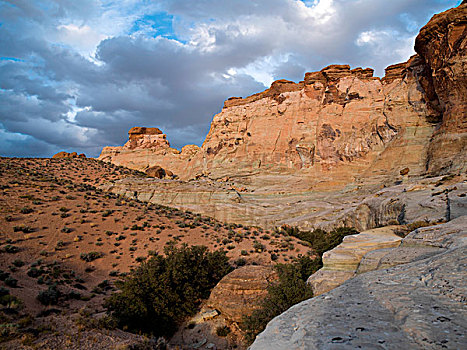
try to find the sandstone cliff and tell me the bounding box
[99,2,466,185]
[100,58,441,188]
[98,3,466,231]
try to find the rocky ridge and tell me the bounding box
[98,4,466,231]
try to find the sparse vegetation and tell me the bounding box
[216,325,231,337]
[104,244,233,337]
[80,251,103,262]
[241,227,358,344]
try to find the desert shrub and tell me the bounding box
[12,259,24,267]
[102,209,114,217]
[80,251,103,262]
[0,270,10,281]
[20,207,33,214]
[216,325,231,337]
[4,276,18,288]
[405,221,431,232]
[37,285,60,305]
[2,245,20,253]
[280,226,358,258]
[241,255,319,344]
[104,244,232,337]
[13,225,33,233]
[235,258,247,267]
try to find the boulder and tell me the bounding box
[206,265,277,323]
[146,165,166,179]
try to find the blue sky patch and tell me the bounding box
[130,12,181,41]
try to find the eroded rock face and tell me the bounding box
[415,3,467,174]
[98,3,466,190]
[206,265,277,323]
[99,127,201,175]
[199,59,436,184]
[99,58,442,185]
[52,151,86,158]
[250,217,467,350]
[307,226,403,296]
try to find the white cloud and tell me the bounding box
[0,0,461,157]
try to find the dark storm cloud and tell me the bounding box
[0,0,461,157]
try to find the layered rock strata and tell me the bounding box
[101,174,466,231]
[307,226,403,296]
[100,57,441,186]
[206,265,277,323]
[98,4,466,230]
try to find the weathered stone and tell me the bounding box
[206,265,277,323]
[146,165,165,179]
[251,217,467,350]
[402,215,467,249]
[357,246,443,274]
[415,3,467,174]
[52,151,85,159]
[307,226,403,296]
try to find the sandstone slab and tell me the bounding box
[307,226,402,296]
[251,217,467,350]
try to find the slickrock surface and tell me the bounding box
[307,226,402,296]
[250,216,467,350]
[102,173,466,231]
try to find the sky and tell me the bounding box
[0,0,461,158]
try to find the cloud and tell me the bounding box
[0,0,461,157]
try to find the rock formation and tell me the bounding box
[307,226,403,296]
[98,3,466,231]
[169,265,277,350]
[99,4,466,185]
[52,151,86,158]
[415,5,467,174]
[206,265,277,323]
[250,216,467,350]
[99,127,200,176]
[100,58,441,186]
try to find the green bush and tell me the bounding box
[37,285,60,305]
[241,255,319,344]
[216,325,231,337]
[104,244,232,337]
[80,251,103,262]
[280,226,357,257]
[2,245,20,253]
